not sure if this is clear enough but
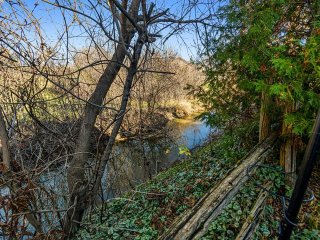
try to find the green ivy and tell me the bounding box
[74,131,252,239]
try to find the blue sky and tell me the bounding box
[2,0,218,61]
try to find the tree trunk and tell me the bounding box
[63,1,142,235]
[259,91,271,142]
[0,107,11,171]
[279,109,320,239]
[0,107,43,234]
[92,37,144,196]
[280,101,296,174]
[63,43,129,237]
[63,0,141,235]
[280,136,297,174]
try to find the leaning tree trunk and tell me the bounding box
[280,101,297,174]
[91,37,144,197]
[259,90,271,142]
[63,43,130,236]
[63,0,141,235]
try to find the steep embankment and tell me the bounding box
[75,133,251,239]
[74,132,320,239]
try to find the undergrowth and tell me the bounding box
[201,164,284,239]
[74,124,319,239]
[75,131,252,239]
[202,162,320,240]
[253,164,320,240]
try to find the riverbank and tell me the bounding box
[116,100,204,142]
[74,131,251,239]
[103,117,212,198]
[75,131,320,239]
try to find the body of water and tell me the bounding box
[0,119,212,238]
[104,119,213,197]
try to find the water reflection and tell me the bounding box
[0,120,212,238]
[104,120,213,198]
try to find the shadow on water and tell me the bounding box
[0,119,213,237]
[103,119,214,199]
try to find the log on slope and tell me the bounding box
[158,134,277,240]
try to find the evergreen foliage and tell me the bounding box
[197,0,320,136]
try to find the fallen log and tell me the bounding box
[158,134,277,240]
[235,182,272,240]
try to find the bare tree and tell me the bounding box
[0,0,214,237]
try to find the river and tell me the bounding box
[103,119,213,198]
[0,119,212,237]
